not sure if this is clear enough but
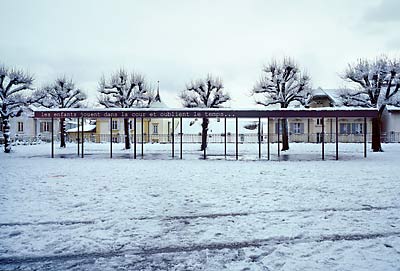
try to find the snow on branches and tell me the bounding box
[0,65,34,119]
[340,56,400,152]
[340,56,400,110]
[98,69,154,150]
[179,74,230,108]
[252,58,312,108]
[98,69,154,109]
[0,65,35,153]
[179,74,230,151]
[31,77,87,148]
[33,77,87,109]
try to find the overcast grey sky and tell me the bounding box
[1,0,399,107]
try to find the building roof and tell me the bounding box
[149,100,169,109]
[66,124,96,133]
[149,84,169,108]
[180,119,261,134]
[34,107,378,119]
[387,105,400,112]
[310,88,341,106]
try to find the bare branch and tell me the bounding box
[180,74,230,109]
[252,57,311,108]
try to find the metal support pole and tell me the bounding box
[180,117,183,159]
[267,117,270,160]
[278,119,281,158]
[322,117,325,160]
[258,117,261,159]
[336,117,339,160]
[51,118,54,158]
[172,117,175,158]
[77,118,80,156]
[134,117,137,159]
[224,118,227,158]
[81,117,84,158]
[110,117,113,158]
[364,117,367,158]
[141,117,144,158]
[147,120,150,143]
[203,118,206,159]
[235,117,238,160]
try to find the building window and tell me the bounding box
[18,122,24,132]
[40,122,51,132]
[290,123,304,134]
[152,124,159,134]
[112,120,118,130]
[275,122,283,134]
[129,120,133,130]
[340,123,363,135]
[316,118,323,125]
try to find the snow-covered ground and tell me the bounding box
[0,143,400,270]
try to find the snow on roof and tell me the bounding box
[149,100,169,109]
[33,106,376,112]
[179,118,265,134]
[322,89,343,106]
[66,124,96,133]
[311,88,341,106]
[312,87,328,97]
[387,105,400,112]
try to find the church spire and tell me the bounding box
[155,80,161,102]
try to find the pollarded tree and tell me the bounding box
[98,69,154,149]
[0,65,34,153]
[179,74,230,151]
[252,58,312,151]
[340,56,400,152]
[33,77,87,148]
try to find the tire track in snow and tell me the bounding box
[1,205,398,227]
[1,231,400,265]
[162,205,400,221]
[0,220,95,227]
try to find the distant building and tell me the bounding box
[0,106,60,143]
[263,88,372,143]
[382,106,400,143]
[94,88,180,143]
[1,88,400,144]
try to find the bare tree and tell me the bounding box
[98,69,154,149]
[33,77,87,148]
[179,74,230,151]
[340,56,400,152]
[252,58,312,151]
[0,65,35,153]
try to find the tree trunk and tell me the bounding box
[124,118,131,150]
[281,118,289,151]
[371,117,382,152]
[2,116,11,153]
[201,118,209,151]
[60,118,66,148]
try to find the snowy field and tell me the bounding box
[0,143,400,270]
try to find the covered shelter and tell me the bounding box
[33,108,378,160]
